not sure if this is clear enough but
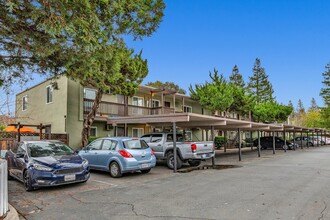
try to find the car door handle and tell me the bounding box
[157,144,161,147]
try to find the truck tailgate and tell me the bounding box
[193,141,214,153]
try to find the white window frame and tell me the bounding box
[22,95,27,111]
[152,99,160,107]
[46,85,53,104]
[132,128,144,138]
[183,105,192,113]
[132,96,144,107]
[89,127,98,137]
[84,88,97,100]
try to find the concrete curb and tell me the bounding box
[4,204,19,220]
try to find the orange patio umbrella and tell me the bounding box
[4,126,37,133]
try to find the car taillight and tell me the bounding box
[118,150,133,158]
[151,149,155,156]
[191,144,197,153]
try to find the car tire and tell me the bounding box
[166,152,182,170]
[109,162,122,178]
[7,172,14,180]
[188,160,201,167]
[23,170,34,191]
[141,169,151,174]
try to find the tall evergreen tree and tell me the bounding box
[247,58,274,103]
[320,62,330,105]
[309,98,318,111]
[297,99,305,114]
[229,65,245,88]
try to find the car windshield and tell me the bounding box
[27,142,74,157]
[123,140,149,150]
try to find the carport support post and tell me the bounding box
[317,132,319,147]
[224,130,227,152]
[293,131,296,147]
[211,126,215,167]
[300,132,303,149]
[257,130,261,157]
[283,131,287,152]
[238,128,242,161]
[306,132,309,148]
[250,131,253,150]
[272,131,276,154]
[173,122,177,173]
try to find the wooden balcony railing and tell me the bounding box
[83,99,175,117]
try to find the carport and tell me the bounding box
[108,113,330,172]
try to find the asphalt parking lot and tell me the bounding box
[8,145,330,220]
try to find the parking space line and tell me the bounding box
[91,180,118,187]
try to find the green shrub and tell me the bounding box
[88,136,102,143]
[214,136,227,149]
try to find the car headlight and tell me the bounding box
[82,159,89,168]
[33,164,53,172]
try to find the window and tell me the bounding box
[87,139,103,150]
[166,134,184,142]
[84,88,97,100]
[117,95,125,104]
[152,100,160,107]
[140,134,151,143]
[150,134,163,143]
[132,97,144,115]
[46,86,53,104]
[102,139,117,150]
[132,128,144,138]
[164,101,171,107]
[185,131,192,141]
[183,105,192,113]
[132,97,144,106]
[22,96,27,111]
[89,127,97,137]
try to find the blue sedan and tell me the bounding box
[6,141,90,191]
[79,137,156,178]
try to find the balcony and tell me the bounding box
[83,99,175,117]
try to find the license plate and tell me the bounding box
[64,174,76,181]
[141,163,149,168]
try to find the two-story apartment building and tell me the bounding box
[15,76,245,148]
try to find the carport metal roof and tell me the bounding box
[107,113,329,133]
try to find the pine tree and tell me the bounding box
[229,65,245,88]
[297,99,305,114]
[320,62,330,105]
[309,98,318,111]
[247,58,274,104]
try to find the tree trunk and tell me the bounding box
[80,89,103,148]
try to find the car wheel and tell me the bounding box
[141,169,151,174]
[282,145,288,151]
[166,152,182,170]
[109,162,122,178]
[7,171,14,180]
[23,171,34,191]
[188,160,201,167]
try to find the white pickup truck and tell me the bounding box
[141,132,215,169]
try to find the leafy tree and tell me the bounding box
[253,102,292,123]
[301,110,322,128]
[1,0,165,147]
[309,98,318,111]
[247,58,274,103]
[320,62,330,105]
[320,107,330,129]
[229,65,245,88]
[146,81,186,94]
[297,99,305,114]
[189,69,234,115]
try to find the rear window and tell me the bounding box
[166,134,185,142]
[123,140,149,149]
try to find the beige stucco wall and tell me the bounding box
[15,76,68,133]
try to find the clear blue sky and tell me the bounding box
[126,0,330,109]
[11,0,330,112]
